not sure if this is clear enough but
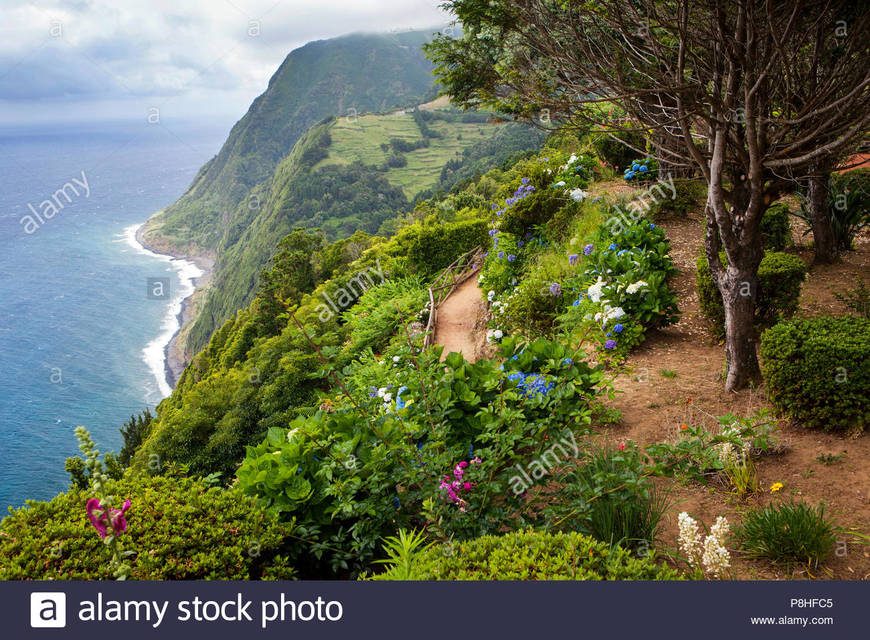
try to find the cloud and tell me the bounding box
[0,0,449,122]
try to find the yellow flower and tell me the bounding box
[770,482,783,493]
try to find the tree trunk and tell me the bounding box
[807,168,837,263]
[719,265,762,391]
[704,198,763,392]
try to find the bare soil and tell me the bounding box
[433,275,489,362]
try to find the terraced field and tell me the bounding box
[315,111,501,197]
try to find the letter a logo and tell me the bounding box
[30,592,66,628]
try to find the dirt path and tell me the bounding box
[433,275,488,362]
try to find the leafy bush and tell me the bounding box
[834,277,870,319]
[0,475,295,580]
[392,218,488,276]
[557,217,680,358]
[341,276,428,354]
[546,444,668,550]
[736,501,836,568]
[369,529,682,580]
[794,169,870,251]
[697,251,807,338]
[648,179,707,218]
[646,410,781,484]
[761,315,870,433]
[236,338,606,576]
[499,179,565,236]
[760,203,793,251]
[592,129,646,171]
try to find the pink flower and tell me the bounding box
[86,498,131,539]
[458,461,468,469]
[471,457,482,464]
[463,482,472,491]
[619,441,626,451]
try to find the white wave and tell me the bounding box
[121,223,203,399]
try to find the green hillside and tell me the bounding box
[183,107,542,352]
[144,30,439,253]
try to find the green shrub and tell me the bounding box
[592,129,646,171]
[545,444,669,550]
[794,169,870,251]
[760,315,870,432]
[834,277,870,319]
[369,529,682,580]
[237,338,606,576]
[394,218,488,276]
[736,501,836,568]
[500,185,565,236]
[648,180,707,218]
[760,203,793,251]
[341,276,428,354]
[696,251,807,338]
[0,475,295,580]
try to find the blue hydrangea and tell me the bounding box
[396,386,408,410]
[614,323,624,333]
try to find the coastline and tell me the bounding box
[132,221,214,393]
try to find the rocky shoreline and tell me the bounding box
[134,221,214,389]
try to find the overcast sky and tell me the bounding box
[0,0,450,126]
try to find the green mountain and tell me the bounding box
[144,30,439,253]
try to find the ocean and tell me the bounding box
[0,119,228,511]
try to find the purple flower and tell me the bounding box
[605,339,617,350]
[488,228,498,237]
[522,177,530,185]
[86,498,131,540]
[498,251,505,259]
[507,254,516,262]
[491,203,497,210]
[517,241,524,247]
[584,244,594,255]
[568,253,579,266]
[549,282,561,296]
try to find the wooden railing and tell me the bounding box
[422,245,485,348]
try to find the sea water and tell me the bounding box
[0,119,227,510]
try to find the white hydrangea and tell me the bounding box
[554,180,566,187]
[594,305,626,324]
[487,290,496,301]
[625,280,648,295]
[486,329,504,342]
[377,387,387,398]
[567,153,578,165]
[383,392,392,403]
[568,188,588,202]
[587,277,606,303]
